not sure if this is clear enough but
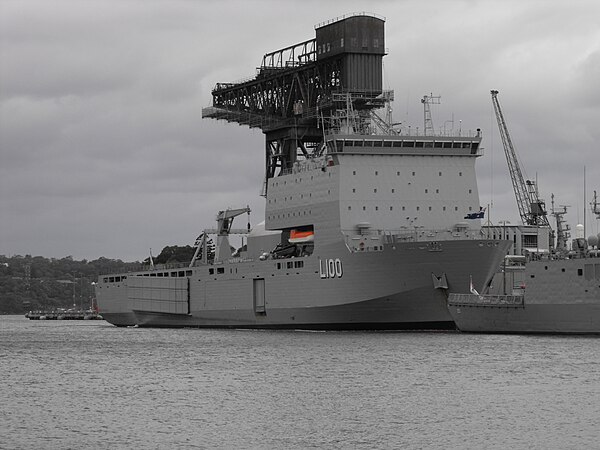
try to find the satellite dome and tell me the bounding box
[588,235,599,248]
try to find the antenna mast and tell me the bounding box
[421,94,441,136]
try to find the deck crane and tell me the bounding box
[490,90,550,227]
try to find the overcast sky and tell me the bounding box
[1,0,599,261]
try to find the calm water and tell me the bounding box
[1,316,599,449]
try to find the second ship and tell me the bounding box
[96,13,510,329]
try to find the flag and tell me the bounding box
[464,206,486,220]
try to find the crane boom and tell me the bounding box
[490,90,550,227]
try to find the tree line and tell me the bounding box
[0,244,211,314]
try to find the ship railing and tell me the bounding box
[324,127,482,139]
[448,293,524,307]
[314,12,386,29]
[343,227,492,244]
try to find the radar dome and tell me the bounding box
[575,224,584,239]
[588,235,599,248]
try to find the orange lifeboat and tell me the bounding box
[289,228,314,243]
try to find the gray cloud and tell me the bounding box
[1,0,599,260]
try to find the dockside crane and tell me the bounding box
[490,90,550,228]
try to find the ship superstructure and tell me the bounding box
[96,14,510,329]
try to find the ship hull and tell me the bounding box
[97,239,510,329]
[447,258,600,334]
[447,302,600,334]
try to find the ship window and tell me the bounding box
[346,141,354,147]
[459,172,463,176]
[530,274,535,278]
[373,38,379,48]
[424,142,433,148]
[217,268,224,274]
[150,273,156,277]
[397,171,400,176]
[393,141,403,147]
[416,207,420,211]
[363,206,366,211]
[469,189,472,193]
[384,141,392,147]
[374,141,382,147]
[402,206,406,211]
[455,207,458,211]
[390,206,393,211]
[404,141,414,148]
[348,206,351,210]
[326,43,330,52]
[444,142,452,148]
[425,189,428,193]
[353,170,356,175]
[578,268,583,276]
[443,206,446,211]
[276,263,281,270]
[287,262,293,269]
[439,172,442,176]
[453,143,462,148]
[429,206,432,211]
[392,189,395,193]
[374,188,377,193]
[295,261,304,268]
[412,172,416,176]
[171,272,177,277]
[415,142,424,148]
[561,268,565,272]
[436,189,439,193]
[352,188,356,193]
[463,143,471,148]
[362,37,368,48]
[179,271,185,277]
[375,206,379,211]
[341,38,344,47]
[103,277,108,283]
[354,141,363,147]
[434,142,443,148]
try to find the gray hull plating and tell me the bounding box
[447,258,600,334]
[98,239,510,329]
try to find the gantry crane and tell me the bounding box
[490,90,550,227]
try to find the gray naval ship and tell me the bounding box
[448,206,600,334]
[447,88,600,334]
[96,13,510,329]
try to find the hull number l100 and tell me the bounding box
[319,258,343,279]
